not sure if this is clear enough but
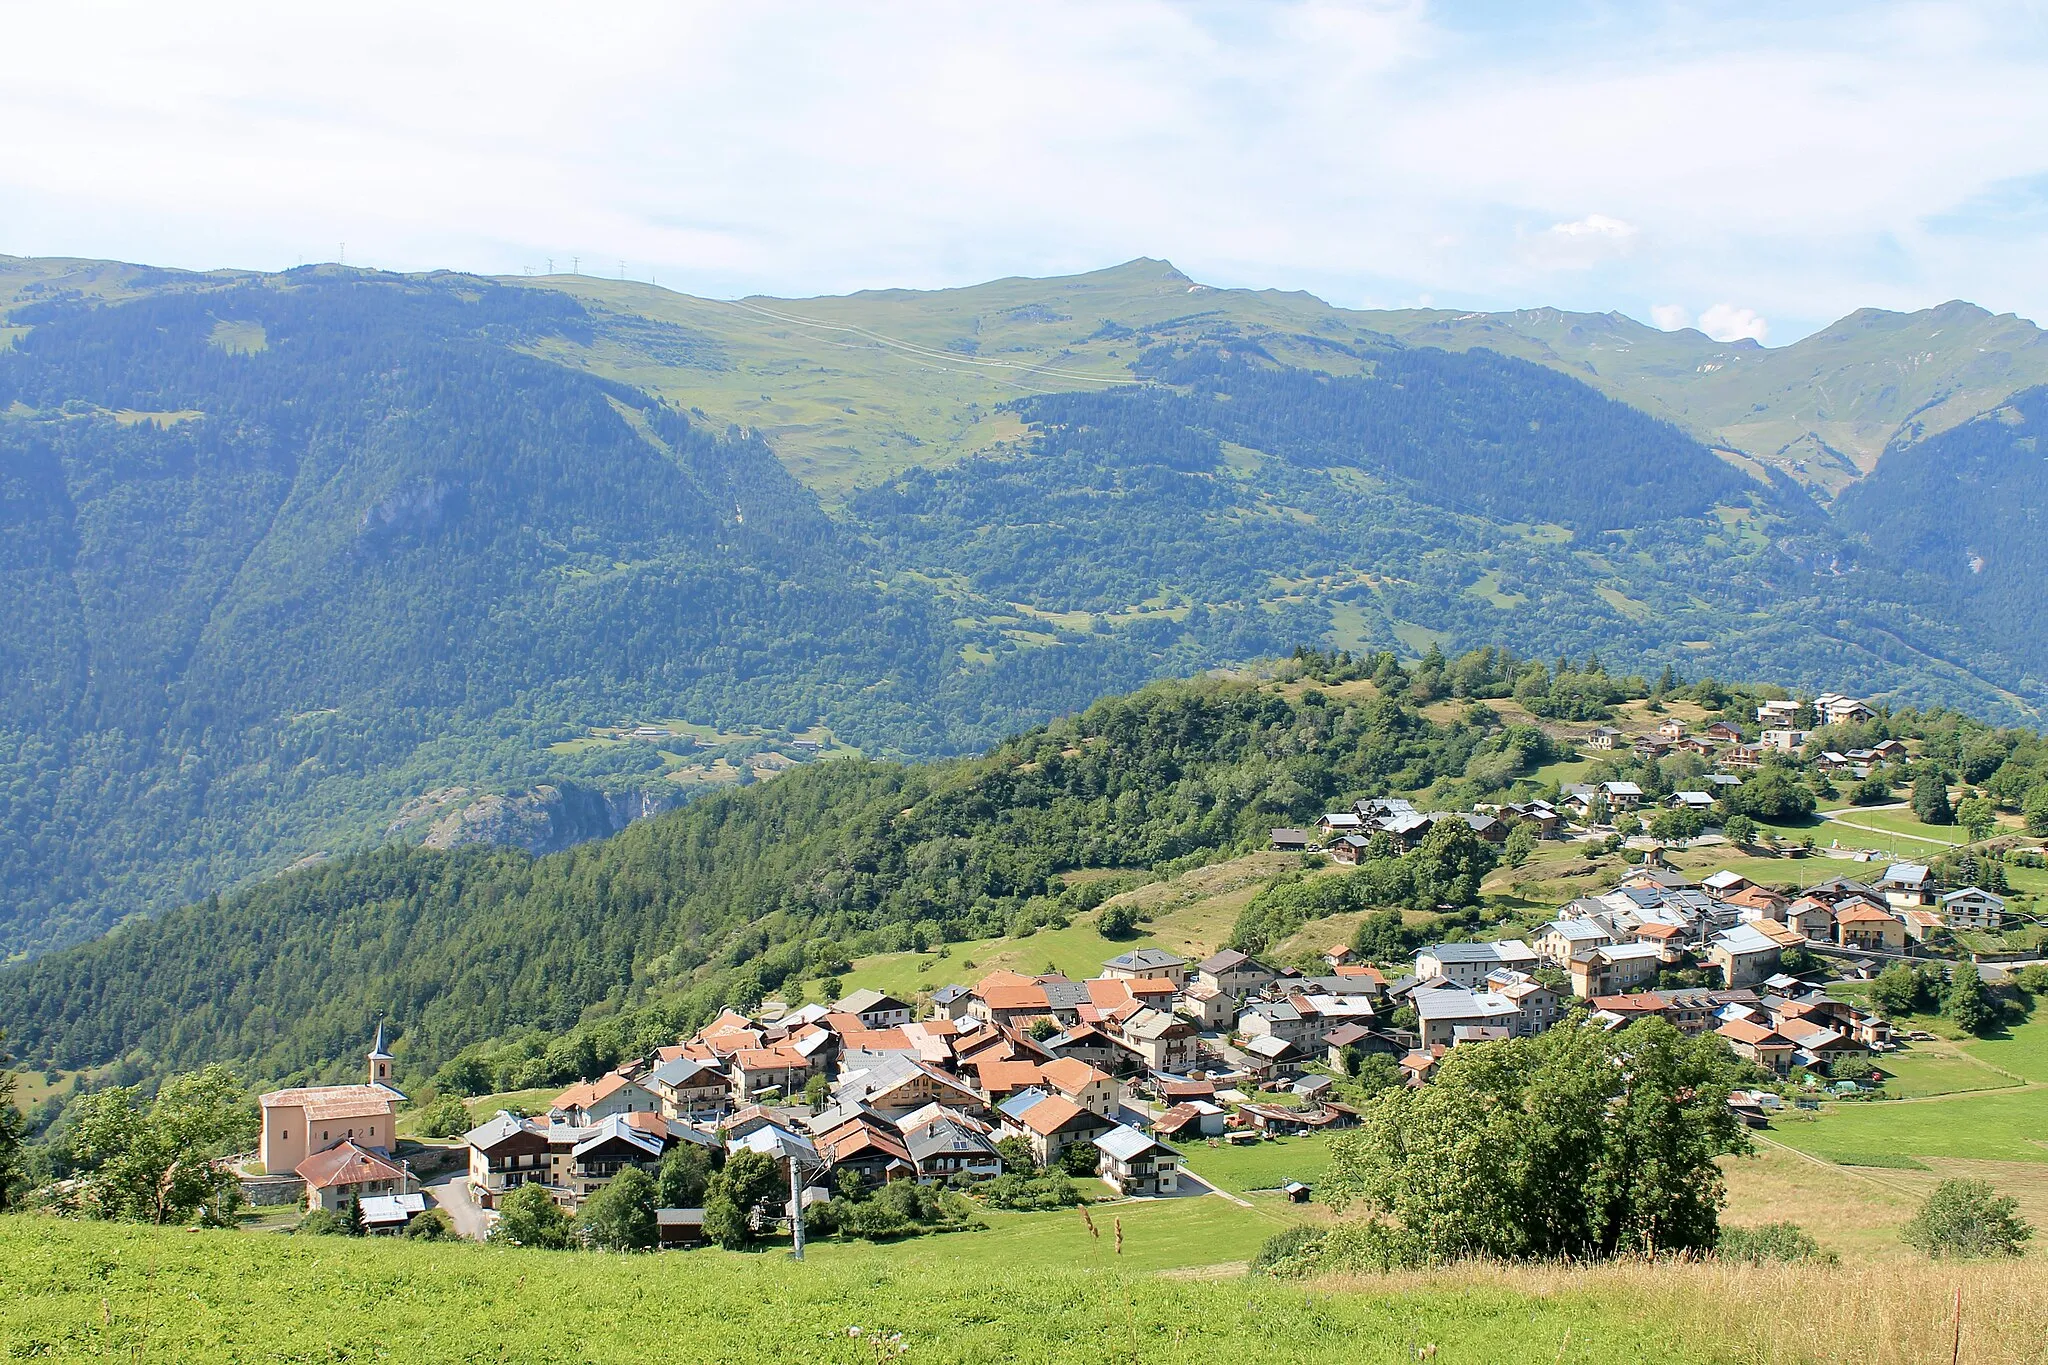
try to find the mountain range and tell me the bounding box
[3,252,2047,957]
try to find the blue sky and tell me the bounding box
[5,1,2047,341]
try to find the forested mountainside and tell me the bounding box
[0,676,1496,1085]
[3,254,2048,960]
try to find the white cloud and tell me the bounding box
[1550,215,1637,240]
[1698,304,1770,344]
[0,2,2044,337]
[1649,304,1692,332]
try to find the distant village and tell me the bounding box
[245,691,2034,1244]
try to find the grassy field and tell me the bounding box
[1178,1134,1335,1197]
[838,852,1301,997]
[13,1212,2048,1364]
[0,1214,1748,1365]
[1768,1086,2048,1165]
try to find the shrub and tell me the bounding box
[1253,1218,1423,1278]
[295,1207,352,1236]
[412,1094,472,1140]
[1096,904,1138,939]
[1717,1222,1835,1265]
[1902,1179,2034,1259]
[1057,1141,1102,1177]
[490,1183,574,1249]
[977,1172,1082,1211]
[403,1207,456,1241]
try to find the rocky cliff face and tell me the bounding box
[416,783,676,856]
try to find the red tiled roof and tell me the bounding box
[294,1140,408,1190]
[1039,1057,1110,1094]
[974,1060,1046,1093]
[552,1072,634,1112]
[1717,1019,1789,1047]
[1015,1095,1089,1137]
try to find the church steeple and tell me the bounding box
[367,1022,394,1088]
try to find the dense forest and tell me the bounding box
[4,263,2048,963]
[0,676,1496,1088]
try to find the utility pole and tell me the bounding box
[547,257,554,275]
[571,255,579,275]
[788,1160,806,1259]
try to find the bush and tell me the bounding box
[1096,904,1138,939]
[577,1166,658,1250]
[1717,1222,1835,1265]
[1057,1141,1101,1177]
[1249,1223,1327,1276]
[1252,1218,1423,1278]
[412,1094,472,1140]
[1850,776,1893,806]
[1902,1179,2033,1259]
[403,1207,456,1241]
[490,1183,574,1249]
[977,1172,1082,1211]
[295,1207,353,1236]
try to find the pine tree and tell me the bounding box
[344,1193,366,1237]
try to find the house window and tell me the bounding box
[322,1131,329,1142]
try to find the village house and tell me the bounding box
[644,1056,729,1121]
[1095,1124,1181,1196]
[1587,726,1622,750]
[1413,940,1539,987]
[1269,827,1312,851]
[1176,982,1234,1030]
[1706,924,1783,987]
[816,1116,915,1190]
[1195,948,1277,999]
[898,1105,1003,1182]
[292,1139,415,1214]
[1411,986,1522,1048]
[1939,886,2005,933]
[1567,942,1662,998]
[1716,1017,1795,1075]
[1813,693,1876,727]
[998,1090,1115,1166]
[551,1072,662,1125]
[1039,1057,1119,1118]
[258,1031,405,1177]
[1878,863,1936,909]
[1535,917,1613,966]
[836,989,914,1029]
[463,1111,552,1209]
[1835,901,1907,952]
[1101,948,1189,987]
[1113,1007,1200,1073]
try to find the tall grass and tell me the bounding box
[1321,1258,2048,1365]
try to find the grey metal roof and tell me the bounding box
[1095,1123,1175,1162]
[1104,948,1188,971]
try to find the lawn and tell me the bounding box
[1813,806,1965,851]
[1177,1134,1335,1197]
[1876,1048,2019,1099]
[1,1214,1766,1364]
[1768,1085,2048,1164]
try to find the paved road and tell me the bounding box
[425,1169,491,1241]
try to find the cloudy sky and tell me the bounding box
[6,1,2047,342]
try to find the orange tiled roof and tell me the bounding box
[551,1072,634,1112]
[294,1139,408,1190]
[1039,1057,1110,1094]
[1717,1018,1789,1047]
[1016,1095,1088,1136]
[974,1060,1046,1092]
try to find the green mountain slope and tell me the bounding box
[3,253,2048,960]
[521,259,2048,500]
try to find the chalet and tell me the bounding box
[551,1072,662,1125]
[1095,1125,1180,1196]
[815,1116,915,1190]
[1413,940,1539,987]
[1939,886,2005,932]
[1587,726,1622,750]
[463,1112,552,1209]
[1239,1033,1308,1076]
[1195,948,1276,999]
[1900,908,1947,944]
[1270,827,1311,851]
[1567,943,1662,998]
[1704,721,1745,743]
[1722,744,1765,770]
[1870,739,1908,762]
[836,989,914,1029]
[1101,949,1188,987]
[1317,812,1366,838]
[1502,801,1564,837]
[1486,970,1563,1035]
[1716,1018,1795,1076]
[998,1090,1114,1166]
[1722,885,1790,921]
[899,1106,1003,1182]
[1834,902,1907,952]
[295,1140,416,1214]
[1668,791,1715,812]
[1784,897,1839,941]
[1658,719,1687,739]
[728,1047,819,1103]
[644,1056,729,1121]
[931,984,974,1021]
[1761,728,1811,754]
[1039,1057,1119,1118]
[1773,1015,1870,1073]
[1814,693,1876,726]
[558,1114,669,1201]
[1535,917,1613,966]
[1328,834,1369,864]
[360,1193,426,1235]
[1600,781,1643,811]
[1878,863,1935,909]
[1706,924,1782,987]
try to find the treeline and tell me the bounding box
[0,677,1500,1091]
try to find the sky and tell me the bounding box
[6,1,2048,343]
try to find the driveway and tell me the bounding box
[425,1169,491,1242]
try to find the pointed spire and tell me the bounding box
[368,1021,393,1060]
